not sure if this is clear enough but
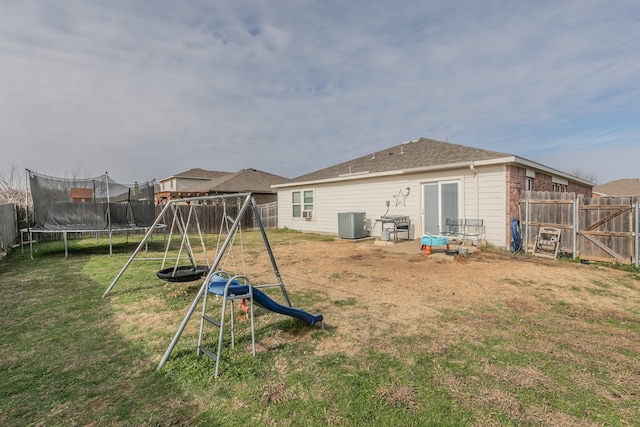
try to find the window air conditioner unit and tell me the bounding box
[302,210,313,219]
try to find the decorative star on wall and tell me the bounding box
[393,187,410,206]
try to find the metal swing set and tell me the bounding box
[102,193,319,376]
[154,194,244,283]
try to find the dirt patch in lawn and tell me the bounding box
[244,238,640,357]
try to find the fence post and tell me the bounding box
[524,199,529,252]
[572,198,578,259]
[633,201,640,268]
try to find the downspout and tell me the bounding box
[470,162,479,220]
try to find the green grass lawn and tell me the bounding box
[1,232,639,426]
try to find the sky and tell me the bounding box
[1,1,638,185]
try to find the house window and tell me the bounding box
[525,177,532,191]
[552,182,567,192]
[292,190,314,218]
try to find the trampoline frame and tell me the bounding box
[19,225,166,259]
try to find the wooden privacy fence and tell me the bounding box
[0,203,18,254]
[253,201,278,229]
[519,191,640,265]
[156,201,278,235]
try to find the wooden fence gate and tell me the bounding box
[253,201,278,229]
[519,191,640,265]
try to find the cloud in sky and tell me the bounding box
[1,0,638,184]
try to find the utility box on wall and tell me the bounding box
[337,212,366,239]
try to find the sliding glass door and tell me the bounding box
[422,181,459,235]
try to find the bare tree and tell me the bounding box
[0,164,96,206]
[570,169,598,185]
[65,163,93,180]
[0,164,28,206]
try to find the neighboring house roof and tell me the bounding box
[159,168,229,182]
[182,168,291,194]
[593,179,640,196]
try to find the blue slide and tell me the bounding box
[208,277,323,326]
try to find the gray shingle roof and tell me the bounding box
[173,168,229,180]
[183,168,290,194]
[290,138,510,183]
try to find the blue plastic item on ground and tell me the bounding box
[511,218,522,253]
[420,234,449,246]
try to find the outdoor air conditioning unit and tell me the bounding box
[337,212,366,239]
[302,210,313,219]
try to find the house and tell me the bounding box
[174,168,291,204]
[272,138,593,248]
[155,168,229,204]
[593,179,640,197]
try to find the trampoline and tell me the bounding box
[21,170,161,258]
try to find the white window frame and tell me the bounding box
[292,190,314,218]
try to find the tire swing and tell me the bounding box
[156,265,209,282]
[157,201,211,283]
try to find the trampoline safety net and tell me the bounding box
[27,170,156,230]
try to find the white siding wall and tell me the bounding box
[467,165,506,246]
[277,165,508,247]
[176,177,207,191]
[279,176,420,237]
